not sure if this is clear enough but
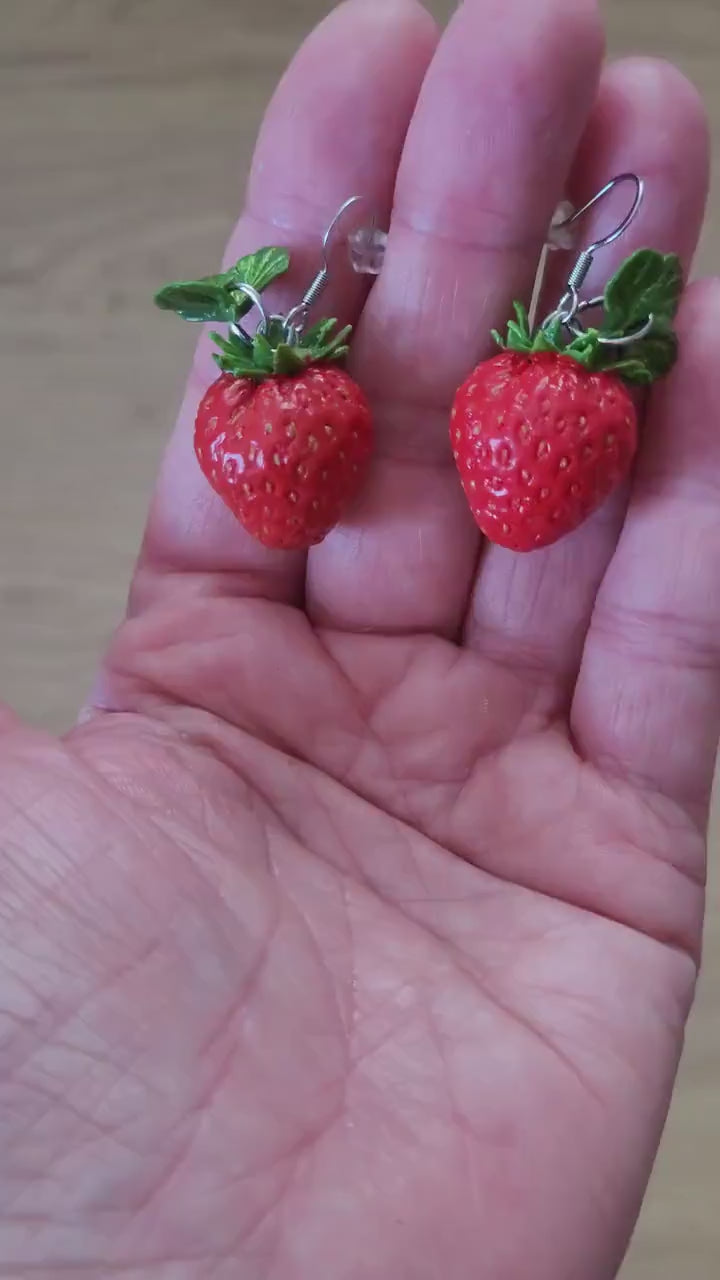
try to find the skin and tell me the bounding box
[1,1,717,1276]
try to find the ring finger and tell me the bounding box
[465,58,709,715]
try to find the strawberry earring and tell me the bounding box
[155,198,384,550]
[451,173,684,551]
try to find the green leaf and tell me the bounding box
[154,278,236,323]
[226,247,290,318]
[603,249,683,336]
[640,329,679,378]
[229,246,289,292]
[155,247,290,324]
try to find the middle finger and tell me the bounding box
[307,0,604,637]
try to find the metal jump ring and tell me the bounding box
[542,284,580,331]
[230,282,270,344]
[565,310,656,347]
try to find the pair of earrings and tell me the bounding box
[155,174,682,553]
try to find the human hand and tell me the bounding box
[1,2,716,1277]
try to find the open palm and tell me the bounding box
[2,2,718,1277]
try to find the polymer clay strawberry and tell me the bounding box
[451,250,683,551]
[155,248,372,550]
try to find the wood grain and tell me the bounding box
[0,1,718,1273]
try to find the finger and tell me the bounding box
[465,59,709,718]
[130,0,438,616]
[305,0,603,637]
[573,278,720,825]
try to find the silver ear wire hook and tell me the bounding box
[283,195,367,341]
[541,173,646,337]
[558,172,644,299]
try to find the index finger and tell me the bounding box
[131,0,438,616]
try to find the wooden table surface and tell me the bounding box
[1,1,718,1274]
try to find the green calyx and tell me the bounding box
[494,249,683,386]
[209,316,352,381]
[154,247,351,381]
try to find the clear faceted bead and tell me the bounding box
[347,225,388,276]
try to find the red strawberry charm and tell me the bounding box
[452,249,683,551]
[155,245,372,550]
[453,351,638,552]
[194,364,371,550]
